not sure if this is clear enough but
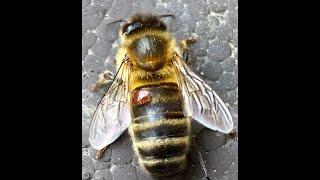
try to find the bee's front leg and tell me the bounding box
[180,37,197,62]
[90,71,115,92]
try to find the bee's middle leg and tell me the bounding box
[90,70,114,92]
[180,36,197,62]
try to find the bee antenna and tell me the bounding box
[107,19,128,26]
[158,14,176,19]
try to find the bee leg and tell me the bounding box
[95,147,106,159]
[182,36,197,46]
[90,71,115,92]
[192,136,210,180]
[180,37,197,62]
[223,130,237,145]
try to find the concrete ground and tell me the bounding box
[82,0,238,179]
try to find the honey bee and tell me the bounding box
[88,13,233,177]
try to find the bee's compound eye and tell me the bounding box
[123,22,142,35]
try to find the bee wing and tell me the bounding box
[89,60,132,150]
[173,56,233,133]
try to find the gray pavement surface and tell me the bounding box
[82,0,238,179]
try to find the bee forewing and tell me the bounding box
[89,61,132,150]
[173,56,233,133]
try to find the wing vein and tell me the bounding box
[172,54,233,133]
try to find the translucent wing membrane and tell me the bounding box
[173,56,233,133]
[89,60,132,150]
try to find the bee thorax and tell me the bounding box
[132,36,166,71]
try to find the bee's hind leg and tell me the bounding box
[223,130,237,145]
[180,36,197,62]
[191,136,211,180]
[90,70,115,92]
[95,147,106,159]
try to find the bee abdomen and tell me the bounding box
[130,83,190,177]
[140,145,188,177]
[132,119,190,157]
[133,124,190,177]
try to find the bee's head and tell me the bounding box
[119,13,169,36]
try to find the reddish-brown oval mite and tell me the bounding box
[132,89,152,105]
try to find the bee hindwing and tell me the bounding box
[172,56,233,133]
[89,60,132,150]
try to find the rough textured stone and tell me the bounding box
[232,29,238,47]
[226,89,238,105]
[208,40,232,62]
[217,24,233,42]
[227,1,238,29]
[82,128,90,147]
[109,133,133,165]
[111,165,137,180]
[208,15,220,29]
[199,59,223,81]
[192,37,209,57]
[206,141,238,179]
[106,0,133,20]
[95,19,119,42]
[91,39,112,58]
[92,169,112,180]
[208,0,228,13]
[82,168,92,180]
[82,0,238,179]
[197,128,228,151]
[110,147,133,165]
[82,5,106,35]
[221,57,236,72]
[94,160,111,170]
[82,155,95,179]
[219,72,237,91]
[82,32,97,60]
[92,0,113,9]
